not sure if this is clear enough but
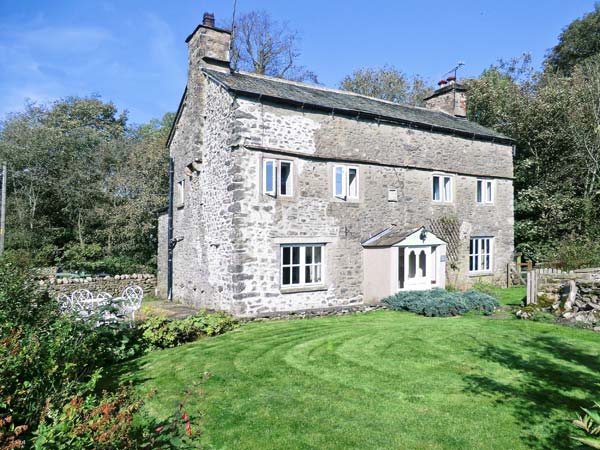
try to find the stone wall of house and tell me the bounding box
[213,95,514,316]
[157,212,168,298]
[168,76,238,312]
[41,274,156,299]
[163,81,514,316]
[234,99,513,179]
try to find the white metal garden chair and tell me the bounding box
[70,289,95,314]
[119,285,144,325]
[96,292,113,303]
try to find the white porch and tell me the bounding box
[362,227,447,302]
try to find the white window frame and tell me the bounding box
[280,244,324,287]
[279,160,293,197]
[469,237,493,273]
[476,179,494,204]
[333,165,359,200]
[432,174,453,203]
[177,179,185,207]
[262,158,293,197]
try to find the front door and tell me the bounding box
[402,245,431,290]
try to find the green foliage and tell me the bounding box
[0,98,172,270]
[139,311,239,350]
[339,65,432,106]
[0,258,144,444]
[60,242,150,274]
[382,289,499,317]
[549,235,600,271]
[467,48,600,261]
[32,383,145,450]
[573,399,600,449]
[546,4,600,74]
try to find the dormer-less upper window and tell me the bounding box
[432,175,452,203]
[476,179,494,204]
[263,159,293,197]
[333,165,359,200]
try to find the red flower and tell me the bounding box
[185,421,192,437]
[182,413,189,421]
[156,425,164,433]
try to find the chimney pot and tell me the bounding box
[203,12,215,27]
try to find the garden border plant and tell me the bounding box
[382,289,499,317]
[0,256,238,449]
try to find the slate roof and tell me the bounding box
[203,69,512,144]
[362,227,420,248]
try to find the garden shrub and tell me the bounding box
[0,258,145,446]
[382,289,499,317]
[32,383,145,450]
[139,311,239,349]
[0,257,232,447]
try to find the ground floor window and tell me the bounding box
[281,244,323,286]
[469,237,493,273]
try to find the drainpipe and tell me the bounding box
[167,156,174,301]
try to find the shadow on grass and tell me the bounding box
[464,334,600,450]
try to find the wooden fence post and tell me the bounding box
[526,262,538,305]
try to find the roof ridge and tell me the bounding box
[214,69,441,115]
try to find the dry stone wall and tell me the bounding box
[41,274,156,299]
[536,269,600,328]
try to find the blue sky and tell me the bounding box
[0,0,595,125]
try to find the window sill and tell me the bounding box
[262,194,296,202]
[469,271,493,277]
[432,201,453,205]
[280,284,327,294]
[331,198,360,205]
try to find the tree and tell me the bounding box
[105,113,173,266]
[232,10,317,83]
[339,66,432,106]
[0,97,128,265]
[545,4,600,74]
[0,96,171,272]
[467,52,600,261]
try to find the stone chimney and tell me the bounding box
[185,12,231,73]
[177,13,232,167]
[423,78,467,118]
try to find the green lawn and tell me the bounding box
[491,286,526,306]
[120,310,600,450]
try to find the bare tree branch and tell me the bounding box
[233,10,318,83]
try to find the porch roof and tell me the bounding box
[362,227,446,248]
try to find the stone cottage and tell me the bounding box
[157,13,515,317]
